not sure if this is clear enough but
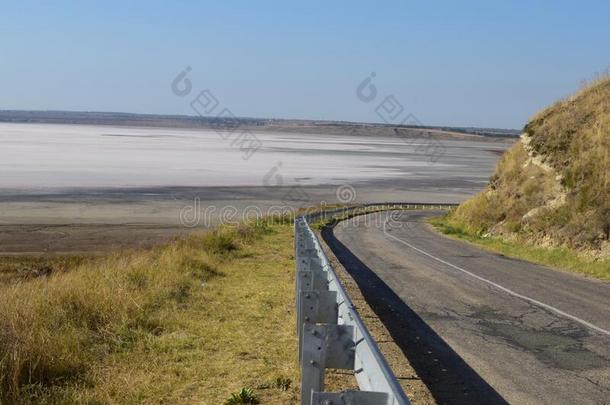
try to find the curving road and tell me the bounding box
[323,210,610,404]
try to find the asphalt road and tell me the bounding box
[324,210,610,404]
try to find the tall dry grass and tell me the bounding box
[448,74,610,256]
[0,216,293,403]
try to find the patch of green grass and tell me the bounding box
[429,215,610,281]
[225,387,260,404]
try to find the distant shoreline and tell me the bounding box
[0,110,520,140]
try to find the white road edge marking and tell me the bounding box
[381,215,610,338]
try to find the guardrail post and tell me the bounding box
[298,290,338,352]
[298,256,323,272]
[297,240,316,257]
[297,270,327,295]
[312,391,390,405]
[297,270,328,294]
[301,324,355,405]
[295,257,329,312]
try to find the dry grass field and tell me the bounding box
[0,217,299,404]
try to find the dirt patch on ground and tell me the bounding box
[0,224,193,255]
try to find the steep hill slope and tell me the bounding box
[447,76,609,259]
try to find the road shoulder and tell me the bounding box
[316,227,436,404]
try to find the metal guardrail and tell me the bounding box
[294,203,456,405]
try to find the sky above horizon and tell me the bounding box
[1,1,608,129]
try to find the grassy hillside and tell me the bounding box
[435,75,609,276]
[0,218,298,403]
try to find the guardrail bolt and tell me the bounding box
[322,400,334,405]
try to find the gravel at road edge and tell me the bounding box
[316,228,436,404]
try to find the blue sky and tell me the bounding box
[1,1,608,129]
